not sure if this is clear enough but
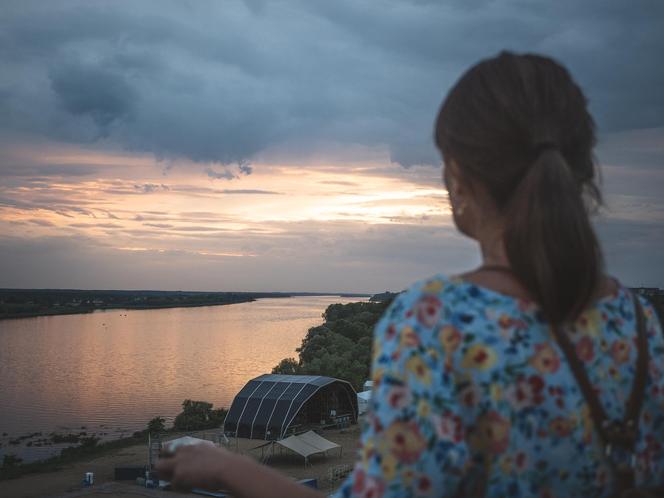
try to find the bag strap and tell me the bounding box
[550,291,649,492]
[625,293,650,432]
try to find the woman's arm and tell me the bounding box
[155,443,323,498]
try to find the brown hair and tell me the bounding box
[435,52,603,324]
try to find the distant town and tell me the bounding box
[0,289,372,320]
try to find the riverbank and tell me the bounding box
[0,299,260,320]
[0,290,264,320]
[0,426,359,497]
[1,431,148,481]
[0,289,371,320]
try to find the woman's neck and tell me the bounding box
[477,225,510,268]
[458,225,535,300]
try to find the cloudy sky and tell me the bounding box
[1,0,662,293]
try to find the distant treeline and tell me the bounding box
[369,291,400,302]
[0,289,370,320]
[272,294,395,391]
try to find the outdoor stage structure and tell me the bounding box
[223,374,358,441]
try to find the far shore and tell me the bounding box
[0,298,261,321]
[0,290,371,321]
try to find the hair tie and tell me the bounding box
[533,141,559,156]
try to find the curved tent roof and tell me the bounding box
[223,374,357,440]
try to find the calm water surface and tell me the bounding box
[0,296,362,461]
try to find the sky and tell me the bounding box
[0,0,663,293]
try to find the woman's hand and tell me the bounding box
[155,443,229,491]
[156,442,323,498]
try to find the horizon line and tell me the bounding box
[0,287,380,297]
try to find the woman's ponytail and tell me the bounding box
[504,147,602,323]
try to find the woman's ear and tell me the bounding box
[445,160,467,204]
[445,159,477,237]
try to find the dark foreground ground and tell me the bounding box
[0,426,360,498]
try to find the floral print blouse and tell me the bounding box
[331,275,664,498]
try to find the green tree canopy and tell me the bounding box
[272,357,301,375]
[173,400,227,431]
[147,416,166,434]
[272,299,393,390]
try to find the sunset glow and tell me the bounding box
[2,143,449,237]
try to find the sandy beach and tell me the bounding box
[0,426,360,498]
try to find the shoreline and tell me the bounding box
[0,298,260,321]
[0,291,371,321]
[0,431,149,481]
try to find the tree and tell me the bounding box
[272,357,300,375]
[147,416,166,434]
[173,400,227,431]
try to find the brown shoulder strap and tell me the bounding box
[625,293,649,427]
[551,317,611,442]
[551,292,649,493]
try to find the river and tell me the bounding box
[0,296,363,462]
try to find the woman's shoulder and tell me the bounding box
[386,273,527,320]
[582,280,662,335]
[376,273,517,340]
[381,274,460,321]
[631,290,664,342]
[390,273,487,303]
[384,274,660,328]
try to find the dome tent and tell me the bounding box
[223,374,357,440]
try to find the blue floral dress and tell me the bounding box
[331,275,664,498]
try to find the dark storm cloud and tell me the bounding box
[49,62,136,131]
[1,0,662,169]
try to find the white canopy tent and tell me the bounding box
[274,430,341,466]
